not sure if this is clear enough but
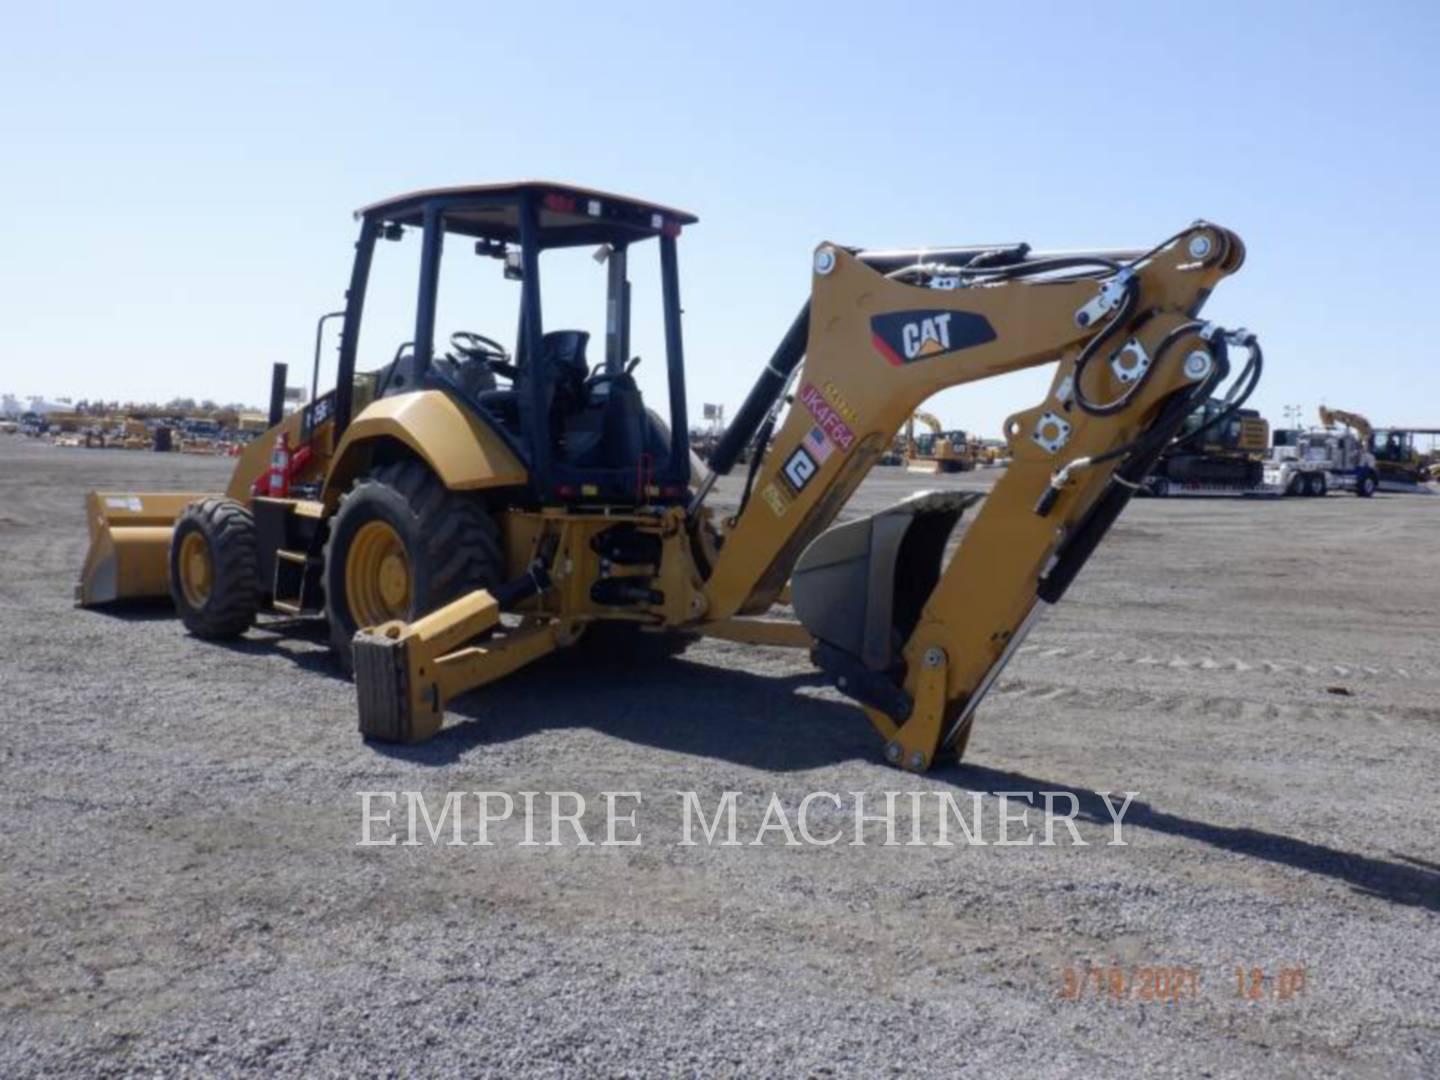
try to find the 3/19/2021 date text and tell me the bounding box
[1060,964,1308,1004]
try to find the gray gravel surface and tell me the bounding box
[1,435,1437,1077]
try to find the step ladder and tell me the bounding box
[272,547,324,615]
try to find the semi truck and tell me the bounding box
[1263,426,1378,497]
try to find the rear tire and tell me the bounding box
[169,498,260,639]
[1150,476,1171,498]
[1357,471,1377,498]
[324,459,504,672]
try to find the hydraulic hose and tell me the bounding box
[1034,322,1264,517]
[1168,333,1263,451]
[1036,383,1200,603]
[1069,277,1144,417]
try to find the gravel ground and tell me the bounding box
[1,434,1437,1077]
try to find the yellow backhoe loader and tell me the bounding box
[904,410,977,474]
[79,183,1261,770]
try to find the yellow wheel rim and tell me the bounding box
[346,520,412,628]
[178,531,213,609]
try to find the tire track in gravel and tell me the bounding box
[1014,642,1428,681]
[989,676,1438,729]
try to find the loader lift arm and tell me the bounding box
[354,221,1261,770]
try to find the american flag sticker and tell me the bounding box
[803,426,834,463]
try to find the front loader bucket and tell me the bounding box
[76,492,211,606]
[791,490,982,681]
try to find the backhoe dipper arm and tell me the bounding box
[701,223,1255,769]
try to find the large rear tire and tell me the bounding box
[324,459,503,672]
[169,498,260,639]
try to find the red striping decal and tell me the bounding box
[871,334,905,367]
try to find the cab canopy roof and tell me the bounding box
[356,181,698,248]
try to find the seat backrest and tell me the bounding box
[542,330,590,385]
[517,330,591,448]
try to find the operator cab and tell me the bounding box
[336,182,698,506]
[1370,428,1414,464]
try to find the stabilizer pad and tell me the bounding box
[353,630,415,742]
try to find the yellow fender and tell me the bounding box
[322,390,528,507]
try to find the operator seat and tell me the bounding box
[477,330,590,440]
[501,330,590,446]
[536,330,590,415]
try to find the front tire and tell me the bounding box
[324,459,503,671]
[169,498,260,639]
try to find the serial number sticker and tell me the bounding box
[798,382,856,450]
[105,496,143,512]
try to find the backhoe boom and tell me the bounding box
[693,223,1254,767]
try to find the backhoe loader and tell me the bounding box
[79,182,1261,770]
[904,410,977,474]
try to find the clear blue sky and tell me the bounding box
[3,1,1437,435]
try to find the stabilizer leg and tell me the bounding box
[353,570,558,742]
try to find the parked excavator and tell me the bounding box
[78,183,1261,770]
[1138,397,1270,496]
[904,410,977,473]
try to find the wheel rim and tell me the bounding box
[178,531,213,609]
[345,519,412,628]
[177,529,213,610]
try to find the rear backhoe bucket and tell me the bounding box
[790,491,981,715]
[76,492,211,606]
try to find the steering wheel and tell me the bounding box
[449,331,518,380]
